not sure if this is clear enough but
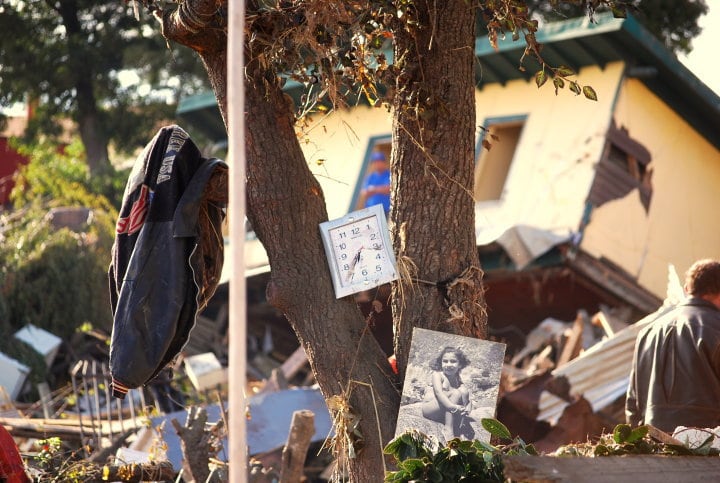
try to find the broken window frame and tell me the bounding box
[588,120,653,211]
[473,115,527,202]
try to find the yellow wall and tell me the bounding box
[300,106,394,220]
[581,77,720,297]
[300,62,624,235]
[472,62,623,242]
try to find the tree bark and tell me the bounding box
[280,410,315,483]
[171,406,213,483]
[76,104,110,175]
[390,0,488,378]
[243,63,399,482]
[158,2,400,480]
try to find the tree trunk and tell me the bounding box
[56,0,110,175]
[244,65,399,482]
[158,2,400,480]
[390,0,488,377]
[76,100,110,175]
[158,1,490,479]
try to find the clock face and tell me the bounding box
[320,204,398,298]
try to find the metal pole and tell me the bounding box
[80,360,99,449]
[70,361,87,456]
[91,360,109,442]
[102,363,118,435]
[227,0,248,480]
[128,388,137,429]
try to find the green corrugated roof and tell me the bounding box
[474,13,719,149]
[178,12,720,149]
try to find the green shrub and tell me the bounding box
[0,138,124,388]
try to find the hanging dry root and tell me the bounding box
[442,265,487,338]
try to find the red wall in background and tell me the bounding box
[0,138,28,205]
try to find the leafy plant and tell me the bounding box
[35,437,63,471]
[0,138,123,394]
[555,424,720,457]
[383,418,537,482]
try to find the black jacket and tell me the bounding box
[108,125,226,398]
[626,297,720,431]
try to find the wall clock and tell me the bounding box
[319,203,398,298]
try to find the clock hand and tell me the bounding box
[346,247,363,282]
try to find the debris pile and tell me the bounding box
[497,305,651,452]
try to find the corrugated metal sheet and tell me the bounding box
[536,304,675,424]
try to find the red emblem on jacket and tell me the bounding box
[116,184,151,234]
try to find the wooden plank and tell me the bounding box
[280,346,308,380]
[1,415,141,438]
[646,424,685,446]
[592,310,629,338]
[503,455,720,482]
[556,311,585,367]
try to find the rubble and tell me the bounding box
[0,264,699,479]
[0,312,332,481]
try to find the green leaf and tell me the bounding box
[473,440,496,453]
[569,81,581,95]
[456,439,474,452]
[524,443,539,456]
[398,457,426,475]
[626,425,648,443]
[692,435,717,455]
[594,444,610,456]
[582,85,598,101]
[428,467,444,483]
[535,70,548,88]
[388,431,433,462]
[384,470,408,482]
[613,424,632,444]
[556,65,575,77]
[481,418,512,440]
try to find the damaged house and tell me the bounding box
[177,12,720,446]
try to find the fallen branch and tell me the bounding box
[99,461,175,482]
[280,410,315,482]
[171,406,213,483]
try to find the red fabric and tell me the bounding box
[388,354,398,375]
[0,137,29,205]
[0,425,30,483]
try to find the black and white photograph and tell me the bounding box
[395,328,506,443]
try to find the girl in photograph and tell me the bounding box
[421,346,474,441]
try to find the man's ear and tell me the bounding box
[700,292,720,311]
[710,293,720,311]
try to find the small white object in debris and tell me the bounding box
[184,352,228,391]
[672,426,720,450]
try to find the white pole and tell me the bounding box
[227,0,247,481]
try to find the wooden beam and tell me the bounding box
[280,346,309,381]
[556,311,585,367]
[503,455,720,483]
[280,410,315,483]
